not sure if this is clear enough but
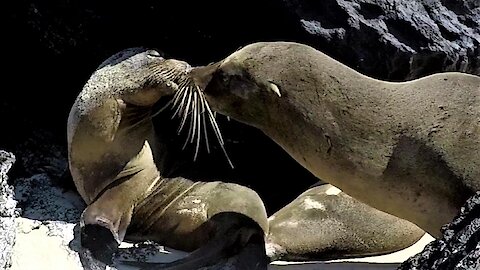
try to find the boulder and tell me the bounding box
[398,192,480,270]
[0,151,17,269]
[288,0,480,79]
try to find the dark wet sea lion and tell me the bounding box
[191,41,480,237]
[67,47,269,269]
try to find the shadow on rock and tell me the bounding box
[398,192,480,270]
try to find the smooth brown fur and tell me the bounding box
[266,184,424,261]
[192,41,480,237]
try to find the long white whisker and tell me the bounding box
[172,81,187,106]
[205,101,224,146]
[172,86,190,119]
[193,91,202,161]
[204,99,233,168]
[199,93,210,154]
[151,98,174,118]
[161,69,176,78]
[182,94,195,150]
[124,110,151,132]
[170,88,183,112]
[191,91,198,144]
[154,70,234,168]
[177,88,193,134]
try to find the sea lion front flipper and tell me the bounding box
[80,180,136,265]
[87,98,122,143]
[80,202,134,265]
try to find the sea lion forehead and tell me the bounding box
[97,47,164,70]
[219,43,291,79]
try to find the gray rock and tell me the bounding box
[287,0,480,79]
[0,150,17,269]
[398,192,480,270]
[14,173,83,223]
[14,130,68,179]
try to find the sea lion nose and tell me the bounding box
[190,62,221,93]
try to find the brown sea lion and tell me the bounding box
[191,41,480,237]
[266,183,425,261]
[67,47,269,269]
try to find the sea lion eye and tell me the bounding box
[146,50,162,58]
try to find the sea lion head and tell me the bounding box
[90,47,192,107]
[190,46,282,129]
[68,47,196,202]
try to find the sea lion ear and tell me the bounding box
[190,62,222,91]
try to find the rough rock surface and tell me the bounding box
[0,150,17,269]
[289,0,480,79]
[10,174,85,270]
[398,192,480,270]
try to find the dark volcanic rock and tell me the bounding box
[398,192,480,270]
[0,151,18,269]
[288,0,480,80]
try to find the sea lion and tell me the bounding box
[67,47,269,269]
[191,41,480,237]
[266,183,425,261]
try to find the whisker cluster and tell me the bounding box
[150,65,233,168]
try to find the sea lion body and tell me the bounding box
[67,48,268,268]
[192,41,480,237]
[127,178,268,252]
[266,184,425,261]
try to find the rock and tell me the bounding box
[9,173,85,270]
[0,150,18,269]
[289,0,480,80]
[13,130,68,179]
[398,192,480,270]
[10,218,84,270]
[14,174,83,223]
